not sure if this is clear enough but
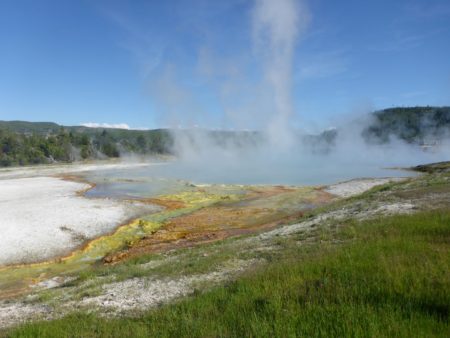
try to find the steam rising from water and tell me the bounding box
[146,0,449,185]
[165,128,449,185]
[252,0,310,148]
[169,0,310,158]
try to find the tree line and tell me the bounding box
[2,106,449,167]
[0,127,172,167]
[362,106,450,144]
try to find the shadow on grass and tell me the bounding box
[6,210,450,338]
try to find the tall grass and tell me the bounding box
[7,210,450,337]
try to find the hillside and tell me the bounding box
[362,106,450,144]
[0,123,172,167]
[1,106,450,167]
[0,121,61,135]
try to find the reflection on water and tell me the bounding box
[84,175,191,200]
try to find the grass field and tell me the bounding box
[6,209,449,337]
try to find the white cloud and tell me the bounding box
[402,2,450,20]
[368,32,429,52]
[299,51,348,79]
[401,91,427,99]
[81,122,131,129]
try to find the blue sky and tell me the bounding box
[0,0,449,130]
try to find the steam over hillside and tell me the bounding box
[362,107,450,145]
[0,106,449,170]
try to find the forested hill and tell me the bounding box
[0,122,260,167]
[0,121,61,134]
[362,106,450,144]
[0,122,172,167]
[1,106,449,167]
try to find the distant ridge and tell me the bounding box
[1,106,449,167]
[362,106,450,144]
[0,120,61,134]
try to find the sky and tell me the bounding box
[0,0,449,131]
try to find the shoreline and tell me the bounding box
[0,163,413,268]
[0,174,160,267]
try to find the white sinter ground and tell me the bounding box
[325,177,406,198]
[0,161,165,180]
[0,176,154,266]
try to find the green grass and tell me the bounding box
[413,161,450,174]
[6,210,450,337]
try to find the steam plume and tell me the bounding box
[252,0,310,148]
[137,1,450,186]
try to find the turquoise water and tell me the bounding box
[81,161,418,199]
[84,171,191,199]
